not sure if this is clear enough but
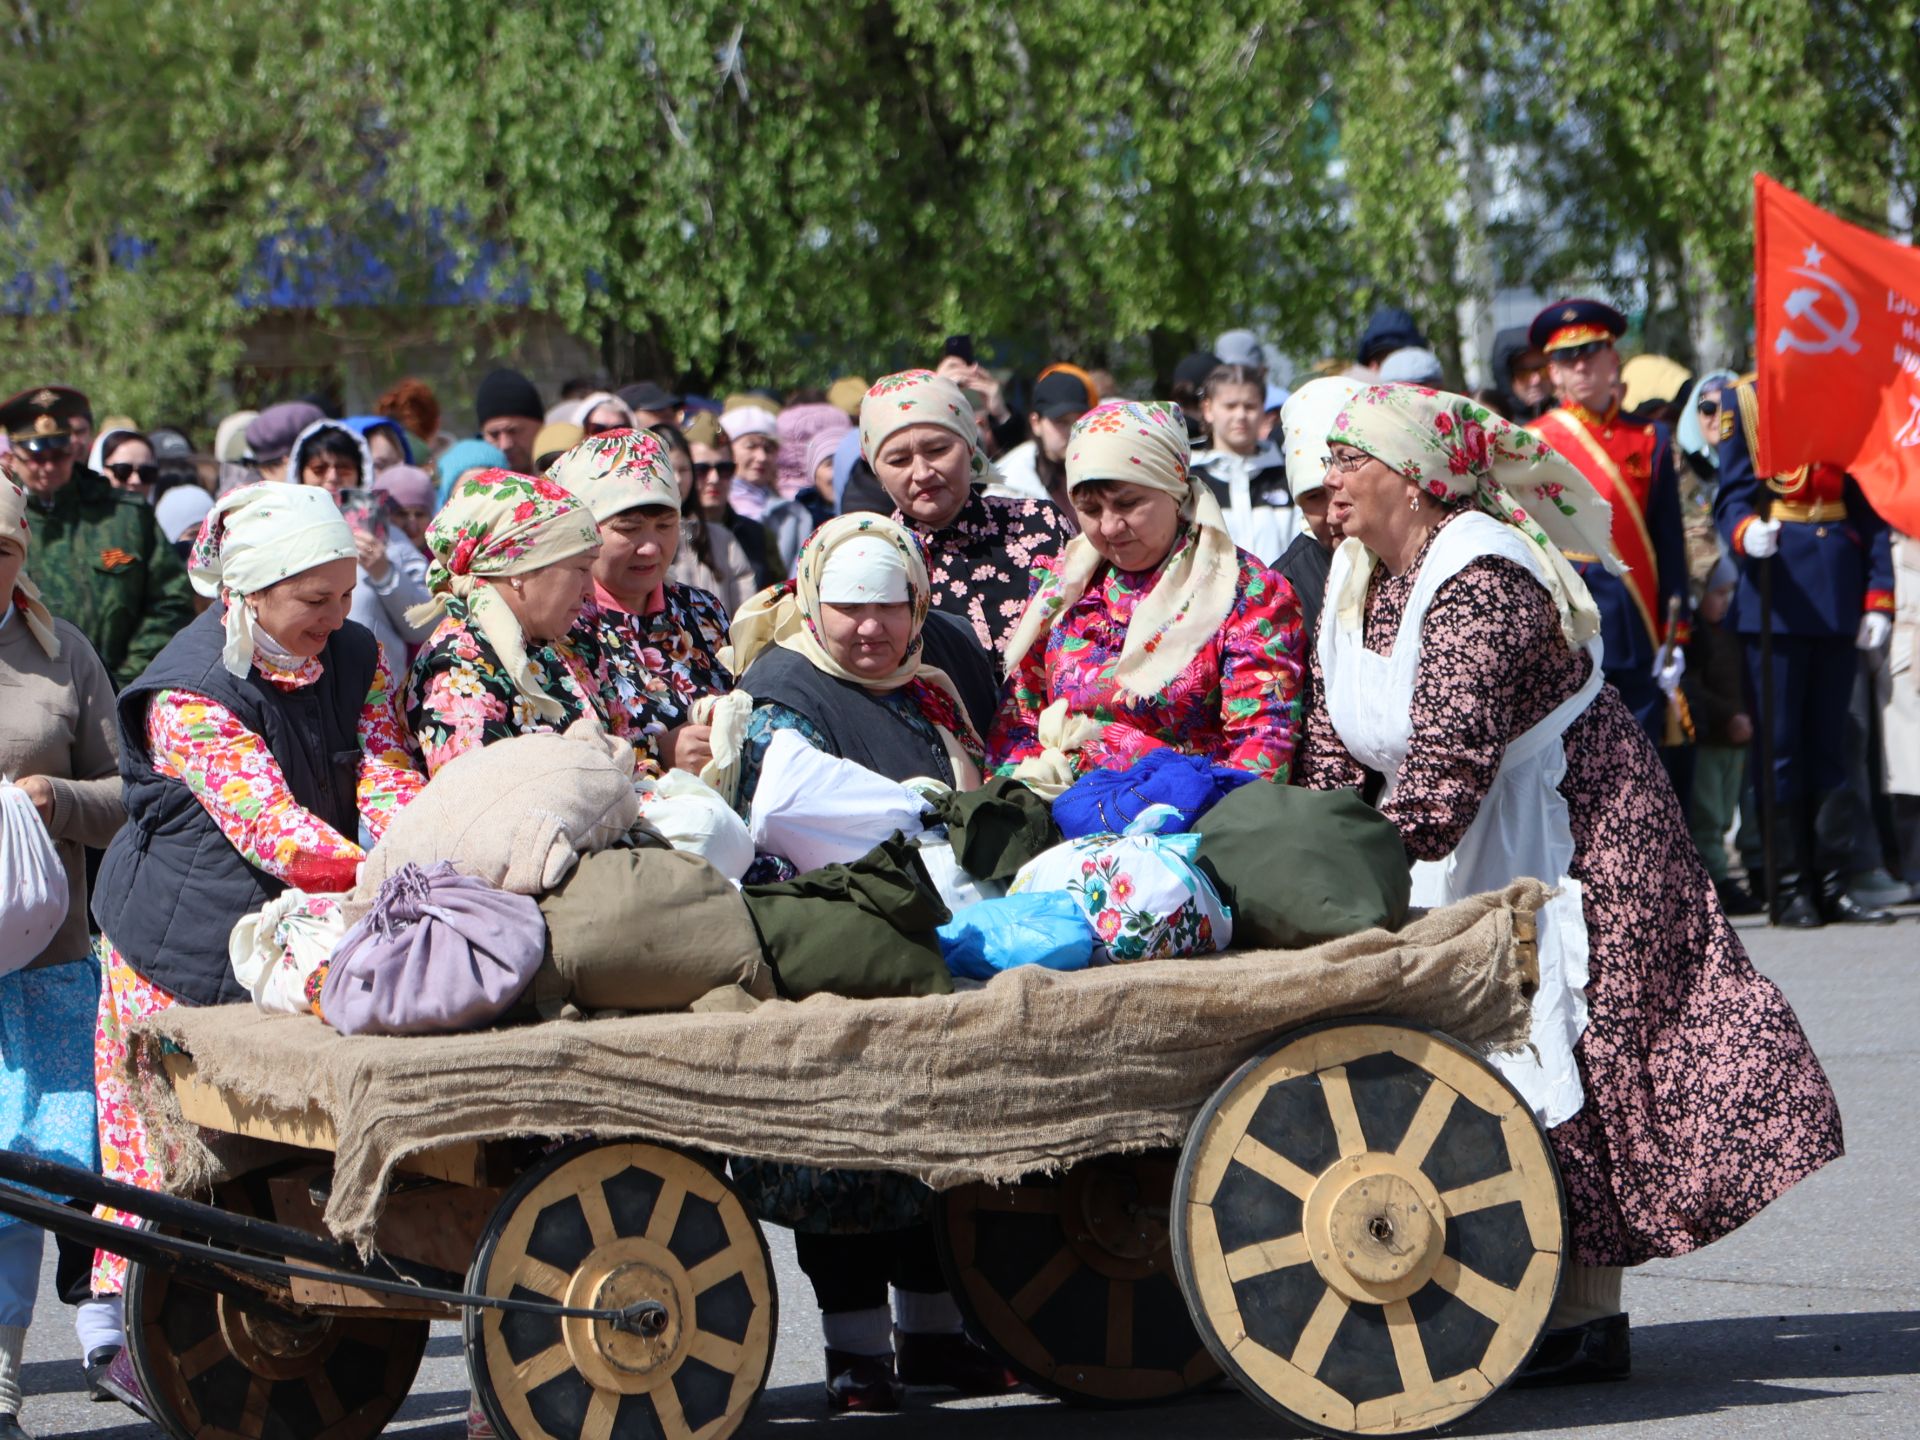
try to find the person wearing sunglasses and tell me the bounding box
[684,411,773,589]
[1525,300,1693,774]
[0,386,193,687]
[85,429,160,501]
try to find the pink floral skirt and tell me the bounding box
[91,937,179,1295]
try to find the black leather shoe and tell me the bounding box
[1820,872,1894,925]
[823,1349,903,1412]
[894,1331,1020,1394]
[82,1345,120,1403]
[1512,1312,1630,1387]
[1776,883,1825,928]
[0,1412,34,1440]
[1715,878,1765,916]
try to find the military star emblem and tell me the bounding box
[1561,307,1577,321]
[30,388,56,408]
[1802,243,1825,269]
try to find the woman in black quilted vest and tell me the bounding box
[86,482,423,1377]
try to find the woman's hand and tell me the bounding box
[661,722,715,774]
[353,529,391,584]
[934,357,1010,421]
[13,775,54,826]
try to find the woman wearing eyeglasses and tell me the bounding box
[1298,385,1841,1384]
[87,430,159,501]
[286,420,434,674]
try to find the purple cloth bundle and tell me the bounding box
[321,862,547,1037]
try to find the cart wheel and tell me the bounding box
[935,1152,1221,1405]
[124,1242,426,1440]
[466,1139,775,1440]
[1172,1018,1564,1438]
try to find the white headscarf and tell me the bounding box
[188,483,358,676]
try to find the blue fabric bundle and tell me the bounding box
[938,892,1097,981]
[1052,749,1259,839]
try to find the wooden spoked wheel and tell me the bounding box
[465,1140,776,1440]
[124,1204,427,1440]
[935,1152,1221,1405]
[1172,1019,1564,1438]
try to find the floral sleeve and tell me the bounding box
[986,632,1048,773]
[148,691,363,893]
[1213,561,1305,780]
[356,650,424,840]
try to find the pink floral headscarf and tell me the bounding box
[1327,385,1618,645]
[409,469,602,721]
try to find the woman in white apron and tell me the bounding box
[1296,385,1842,1385]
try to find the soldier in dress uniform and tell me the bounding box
[1525,300,1694,798]
[1,385,194,687]
[1714,380,1896,927]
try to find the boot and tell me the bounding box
[1819,871,1894,925]
[1512,1312,1630,1387]
[894,1331,1020,1394]
[1775,873,1824,928]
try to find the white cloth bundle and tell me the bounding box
[747,730,931,872]
[634,770,755,882]
[0,781,68,976]
[229,890,349,1015]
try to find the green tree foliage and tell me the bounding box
[0,0,1910,420]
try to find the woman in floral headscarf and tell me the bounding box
[404,469,620,774]
[1298,384,1841,1385]
[546,429,734,776]
[860,369,1072,659]
[986,400,1304,789]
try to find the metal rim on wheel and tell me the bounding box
[124,1223,427,1440]
[465,1140,776,1440]
[935,1152,1221,1405]
[1171,1018,1565,1438]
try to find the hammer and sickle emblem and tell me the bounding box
[1774,265,1862,356]
[1895,397,1920,449]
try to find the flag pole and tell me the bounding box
[1755,552,1779,926]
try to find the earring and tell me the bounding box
[1408,491,1423,512]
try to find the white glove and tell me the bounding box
[1741,518,1781,558]
[1657,647,1686,697]
[1857,612,1892,650]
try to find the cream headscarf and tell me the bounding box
[858,369,1000,487]
[187,483,358,677]
[1002,400,1241,702]
[0,479,59,656]
[408,469,603,722]
[728,513,982,775]
[1325,385,1619,646]
[544,428,680,522]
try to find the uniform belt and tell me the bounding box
[1771,499,1846,523]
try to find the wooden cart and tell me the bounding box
[0,1014,1562,1440]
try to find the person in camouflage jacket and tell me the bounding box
[2,386,194,687]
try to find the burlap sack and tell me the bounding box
[354,724,641,900]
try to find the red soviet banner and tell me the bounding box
[1754,173,1920,535]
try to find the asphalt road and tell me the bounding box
[14,904,1918,1440]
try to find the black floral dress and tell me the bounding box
[896,489,1074,659]
[1299,516,1844,1266]
[584,582,733,774]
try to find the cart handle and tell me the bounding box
[0,1180,668,1337]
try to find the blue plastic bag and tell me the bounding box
[937,892,1098,981]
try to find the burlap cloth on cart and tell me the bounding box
[127,880,1546,1251]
